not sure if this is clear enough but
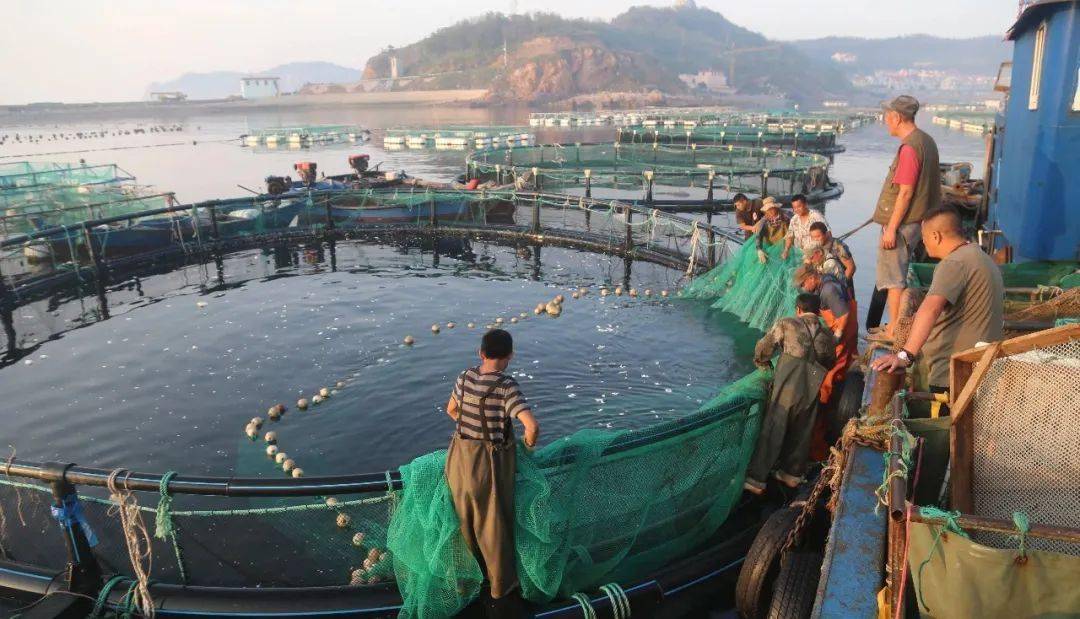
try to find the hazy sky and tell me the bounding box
[2,0,1019,105]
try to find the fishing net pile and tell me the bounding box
[387,370,769,617]
[679,240,803,331]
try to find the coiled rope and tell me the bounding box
[106,469,155,619]
[600,583,632,618]
[571,592,597,619]
[154,470,188,583]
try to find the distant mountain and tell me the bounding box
[145,62,361,100]
[789,35,1009,77]
[361,6,853,105]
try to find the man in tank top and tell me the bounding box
[444,329,539,613]
[874,95,942,341]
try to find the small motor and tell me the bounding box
[348,154,370,173]
[294,161,318,186]
[265,175,292,195]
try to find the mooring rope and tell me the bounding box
[105,469,155,619]
[154,471,188,584]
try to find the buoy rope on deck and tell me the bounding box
[571,592,597,619]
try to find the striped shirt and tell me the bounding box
[451,368,529,443]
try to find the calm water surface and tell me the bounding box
[0,107,984,474]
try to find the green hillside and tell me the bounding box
[363,6,853,104]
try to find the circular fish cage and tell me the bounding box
[466,142,839,209]
[617,123,845,154]
[0,188,772,617]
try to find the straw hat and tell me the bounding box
[761,197,781,212]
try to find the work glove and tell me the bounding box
[757,250,767,264]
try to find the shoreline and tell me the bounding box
[0,90,491,123]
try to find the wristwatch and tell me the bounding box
[897,349,915,366]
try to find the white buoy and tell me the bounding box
[578,287,588,296]
[629,288,638,297]
[431,324,440,334]
[250,417,263,429]
[326,497,340,508]
[275,452,288,464]
[600,288,609,297]
[266,445,279,457]
[265,431,277,443]
[319,387,330,398]
[661,290,669,297]
[351,569,366,585]
[510,317,518,323]
[362,558,374,570]
[337,513,351,528]
[196,301,208,308]
[352,532,365,547]
[467,322,475,328]
[335,382,345,389]
[572,292,579,299]
[614,287,623,296]
[291,468,304,478]
[495,317,504,324]
[446,322,455,329]
[545,302,562,316]
[534,304,544,315]
[367,548,381,562]
[644,289,653,296]
[403,335,415,345]
[555,294,565,304]
[313,394,324,404]
[297,398,309,410]
[244,424,257,439]
[268,407,282,421]
[485,324,494,329]
[282,459,295,473]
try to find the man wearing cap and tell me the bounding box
[874,95,941,340]
[754,197,789,264]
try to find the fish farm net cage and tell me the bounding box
[617,124,843,153]
[242,125,367,146]
[465,142,832,197]
[0,187,742,288]
[0,188,766,616]
[0,162,134,190]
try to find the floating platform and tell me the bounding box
[932,113,995,135]
[528,109,875,133]
[241,125,369,147]
[382,126,534,150]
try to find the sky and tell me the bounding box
[0,0,1020,105]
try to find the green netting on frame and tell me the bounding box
[680,240,803,331]
[466,143,830,192]
[0,163,131,190]
[388,369,769,618]
[907,261,1080,290]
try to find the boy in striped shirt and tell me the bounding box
[444,329,539,607]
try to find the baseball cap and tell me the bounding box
[881,95,920,118]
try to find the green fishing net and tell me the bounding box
[680,239,803,331]
[387,369,770,618]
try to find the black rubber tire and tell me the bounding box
[766,550,824,619]
[735,506,799,619]
[828,369,865,445]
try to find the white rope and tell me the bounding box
[106,469,156,619]
[685,226,702,277]
[571,592,597,619]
